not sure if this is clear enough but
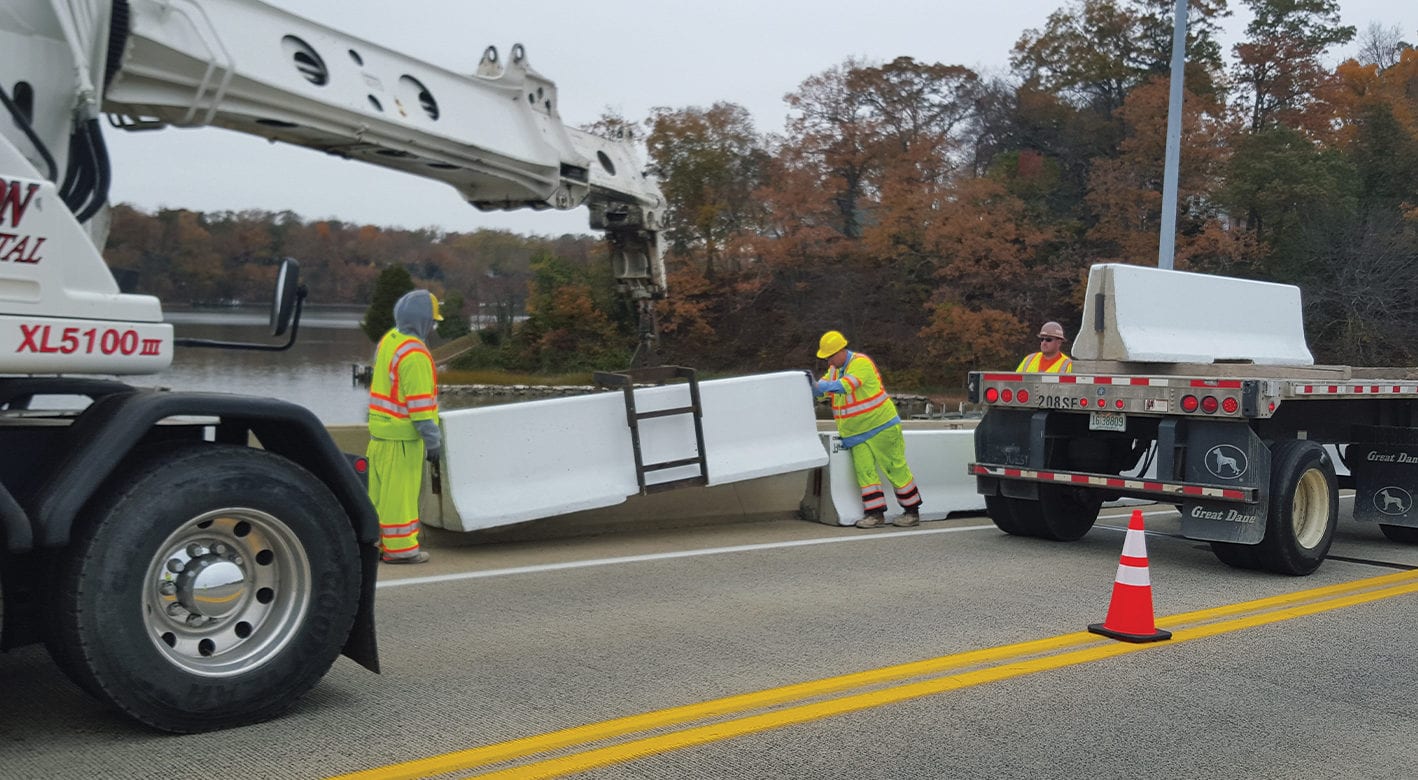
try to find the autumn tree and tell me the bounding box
[1231,0,1355,133]
[645,102,768,277]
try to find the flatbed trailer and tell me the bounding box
[967,264,1418,575]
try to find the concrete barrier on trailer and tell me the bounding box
[801,428,985,526]
[436,371,827,531]
[1072,263,1314,366]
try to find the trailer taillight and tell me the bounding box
[1201,395,1219,414]
[1017,389,1030,404]
[1222,397,1239,414]
[353,457,368,474]
[1002,388,1013,403]
[985,387,999,403]
[1181,395,1199,413]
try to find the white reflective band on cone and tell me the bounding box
[1115,564,1152,587]
[1122,529,1149,558]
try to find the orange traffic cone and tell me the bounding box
[1088,509,1172,643]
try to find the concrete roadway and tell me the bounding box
[4,499,1418,779]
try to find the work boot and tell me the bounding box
[855,511,887,529]
[381,550,430,565]
[893,507,921,528]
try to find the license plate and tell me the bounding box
[1089,411,1126,432]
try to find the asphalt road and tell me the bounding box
[4,498,1418,779]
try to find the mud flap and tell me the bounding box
[1350,441,1418,528]
[1179,421,1269,544]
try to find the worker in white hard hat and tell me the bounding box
[814,330,923,529]
[1016,321,1073,374]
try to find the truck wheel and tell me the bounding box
[1007,486,1101,541]
[46,444,361,732]
[1209,541,1259,570]
[1253,440,1337,575]
[985,494,1031,536]
[1379,524,1418,544]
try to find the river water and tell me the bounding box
[135,306,381,425]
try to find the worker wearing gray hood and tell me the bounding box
[366,289,444,564]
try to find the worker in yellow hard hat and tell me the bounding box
[814,330,923,529]
[367,289,444,564]
[1016,321,1073,373]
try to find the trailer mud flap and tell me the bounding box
[1179,421,1269,544]
[974,410,1041,501]
[1350,441,1418,528]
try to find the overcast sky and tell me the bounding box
[103,0,1409,238]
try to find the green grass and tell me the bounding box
[439,368,597,386]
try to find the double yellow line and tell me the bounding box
[334,569,1418,780]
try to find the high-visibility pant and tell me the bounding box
[849,424,922,514]
[366,437,424,558]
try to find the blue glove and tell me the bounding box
[814,379,831,398]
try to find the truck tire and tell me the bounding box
[1379,524,1418,544]
[1208,541,1259,570]
[1253,440,1337,575]
[984,494,1031,536]
[46,443,361,732]
[1006,486,1101,541]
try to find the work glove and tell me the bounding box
[814,379,831,398]
[425,445,442,464]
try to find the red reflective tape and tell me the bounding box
[1355,386,1365,394]
[1182,485,1205,495]
[1223,489,1246,500]
[1303,385,1313,393]
[1005,468,1023,477]
[1106,478,1126,488]
[1372,386,1380,393]
[983,373,1023,381]
[1329,385,1338,393]
[1119,555,1149,567]
[1190,379,1243,389]
[1129,377,1151,385]
[1093,377,1114,385]
[1058,376,1078,384]
[1070,474,1090,483]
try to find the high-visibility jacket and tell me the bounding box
[822,350,899,439]
[1016,351,1073,374]
[368,328,439,439]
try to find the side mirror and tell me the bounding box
[270,258,301,337]
[174,258,306,352]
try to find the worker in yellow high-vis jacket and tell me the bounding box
[814,330,923,529]
[1016,320,1073,373]
[367,289,443,564]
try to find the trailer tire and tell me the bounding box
[1379,524,1418,544]
[1254,440,1337,575]
[1209,541,1260,570]
[46,443,361,732]
[985,494,1031,536]
[1006,486,1101,541]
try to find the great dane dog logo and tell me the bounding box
[1375,487,1413,516]
[1204,444,1248,480]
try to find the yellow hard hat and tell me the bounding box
[429,293,445,321]
[816,330,848,359]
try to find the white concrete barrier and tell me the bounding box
[437,371,826,531]
[1073,263,1314,365]
[803,429,985,526]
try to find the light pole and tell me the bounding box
[1158,0,1188,270]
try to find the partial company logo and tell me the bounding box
[1204,444,1248,480]
[1375,486,1413,516]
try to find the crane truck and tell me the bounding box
[969,263,1418,577]
[0,0,665,732]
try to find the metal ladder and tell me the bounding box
[593,366,708,494]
